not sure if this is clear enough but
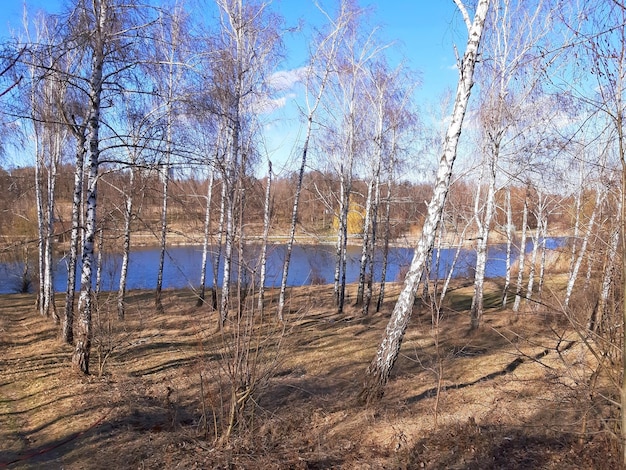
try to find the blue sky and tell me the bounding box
[0,1,469,171]
[1,0,465,106]
[273,1,465,103]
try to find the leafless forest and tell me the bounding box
[1,0,626,468]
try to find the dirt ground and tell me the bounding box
[0,282,621,469]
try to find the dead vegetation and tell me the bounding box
[0,282,620,469]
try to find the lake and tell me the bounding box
[0,238,566,294]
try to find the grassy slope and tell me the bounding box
[0,281,620,469]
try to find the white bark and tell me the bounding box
[502,186,512,307]
[569,161,584,276]
[358,70,386,312]
[470,155,497,329]
[257,161,272,312]
[364,162,382,316]
[64,131,86,344]
[34,119,45,314]
[212,177,227,311]
[95,225,104,295]
[537,214,548,300]
[376,118,402,312]
[376,152,394,312]
[212,0,285,322]
[360,0,490,403]
[155,11,181,313]
[118,165,135,319]
[513,195,528,312]
[564,187,605,308]
[73,0,108,374]
[338,168,351,313]
[220,134,238,324]
[198,169,215,307]
[276,5,346,320]
[155,154,170,313]
[525,202,542,306]
[333,169,346,306]
[593,195,620,330]
[357,177,375,306]
[44,126,61,323]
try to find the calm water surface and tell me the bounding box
[0,239,565,295]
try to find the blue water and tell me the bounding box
[0,238,566,294]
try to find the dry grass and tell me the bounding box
[0,281,620,469]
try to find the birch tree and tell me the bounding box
[19,12,68,323]
[592,189,621,331]
[115,89,161,319]
[512,189,529,312]
[62,95,88,344]
[64,0,154,373]
[561,4,626,456]
[356,60,388,312]
[501,186,512,306]
[359,0,491,404]
[212,0,283,324]
[276,0,350,321]
[469,0,557,328]
[375,82,417,312]
[257,159,271,312]
[318,3,385,313]
[72,0,110,373]
[149,3,194,313]
[197,166,216,307]
[356,60,418,315]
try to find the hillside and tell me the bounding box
[0,282,618,469]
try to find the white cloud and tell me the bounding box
[251,68,307,115]
[254,93,298,115]
[268,67,308,91]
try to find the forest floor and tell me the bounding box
[0,280,620,469]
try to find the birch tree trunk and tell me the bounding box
[593,196,621,331]
[537,215,548,301]
[198,169,215,307]
[333,169,346,306]
[118,164,135,319]
[34,123,45,315]
[359,0,490,404]
[155,153,170,313]
[337,169,351,313]
[569,161,584,276]
[64,132,87,344]
[363,163,381,316]
[29,63,49,317]
[356,177,375,306]
[154,4,191,314]
[357,73,385,311]
[525,209,541,307]
[276,5,346,320]
[470,154,497,329]
[513,195,529,312]
[212,178,227,311]
[44,130,60,323]
[564,187,604,308]
[439,222,470,304]
[257,161,271,312]
[155,69,177,314]
[95,225,104,295]
[502,186,512,306]
[72,0,107,374]
[220,131,238,325]
[612,86,626,466]
[276,121,310,320]
[376,148,396,312]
